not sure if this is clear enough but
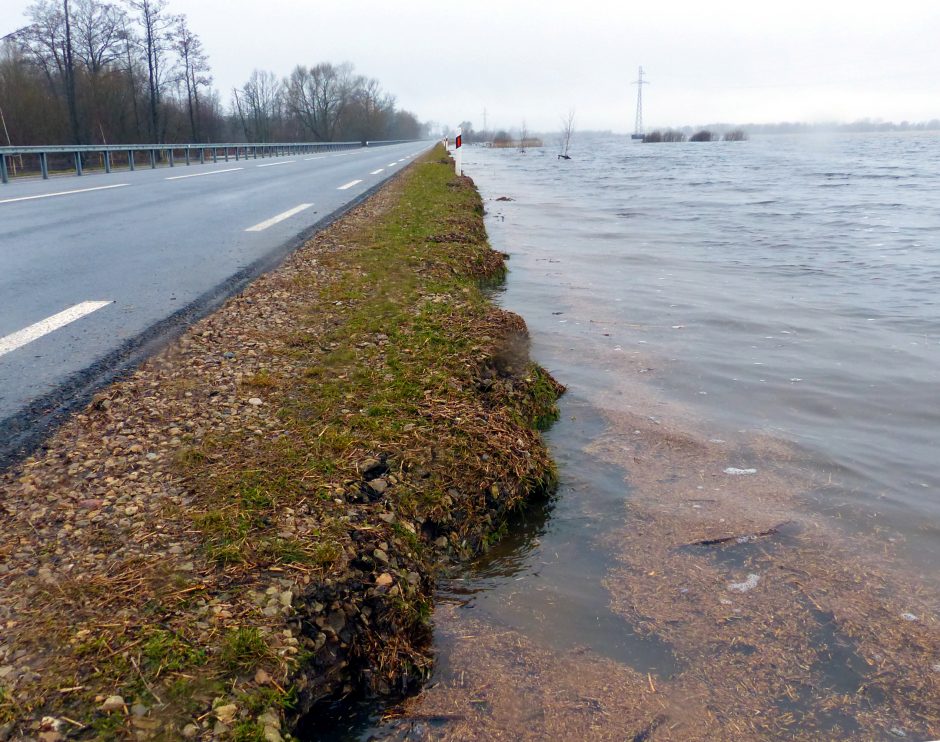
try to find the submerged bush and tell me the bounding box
[690,130,715,142]
[643,129,686,143]
[724,129,748,141]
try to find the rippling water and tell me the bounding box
[466,132,940,564]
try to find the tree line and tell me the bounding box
[0,0,426,147]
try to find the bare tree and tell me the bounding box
[72,0,125,75]
[519,119,528,152]
[346,76,394,141]
[235,69,281,142]
[173,15,210,140]
[72,0,126,142]
[118,12,141,138]
[558,108,574,159]
[125,0,176,142]
[284,61,355,141]
[61,0,82,143]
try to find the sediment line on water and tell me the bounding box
[0,144,563,740]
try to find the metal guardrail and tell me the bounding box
[0,139,416,184]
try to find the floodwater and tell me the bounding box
[354,133,940,740]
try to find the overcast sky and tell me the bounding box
[3,0,939,132]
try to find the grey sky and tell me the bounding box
[4,0,939,132]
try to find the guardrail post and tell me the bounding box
[40,152,49,179]
[235,147,240,161]
[0,155,8,184]
[223,147,229,162]
[75,152,83,176]
[128,150,135,171]
[149,149,156,169]
[212,147,217,163]
[104,151,112,173]
[199,148,205,164]
[185,148,190,165]
[168,148,175,167]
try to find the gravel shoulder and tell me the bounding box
[0,146,562,741]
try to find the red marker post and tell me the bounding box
[455,126,462,176]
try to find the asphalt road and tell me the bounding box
[0,140,434,466]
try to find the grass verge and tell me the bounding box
[0,145,562,739]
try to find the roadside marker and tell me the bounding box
[337,180,362,190]
[0,301,112,358]
[0,183,128,205]
[455,126,463,175]
[165,167,242,181]
[245,203,313,232]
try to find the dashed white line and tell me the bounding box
[337,179,362,190]
[387,162,397,167]
[304,156,326,161]
[257,160,296,168]
[0,301,112,357]
[165,167,243,181]
[370,169,384,175]
[0,183,129,205]
[245,203,313,232]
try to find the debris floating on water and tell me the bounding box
[686,522,790,548]
[727,573,760,593]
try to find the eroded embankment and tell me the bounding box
[0,145,562,740]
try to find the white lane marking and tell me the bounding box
[370,169,384,175]
[0,301,112,358]
[257,160,296,168]
[245,203,313,232]
[165,167,243,181]
[337,179,362,190]
[0,183,129,205]
[388,162,397,167]
[304,156,326,161]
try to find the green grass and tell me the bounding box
[221,627,272,674]
[142,629,207,673]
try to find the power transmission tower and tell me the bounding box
[631,66,650,139]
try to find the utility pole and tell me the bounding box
[631,66,649,139]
